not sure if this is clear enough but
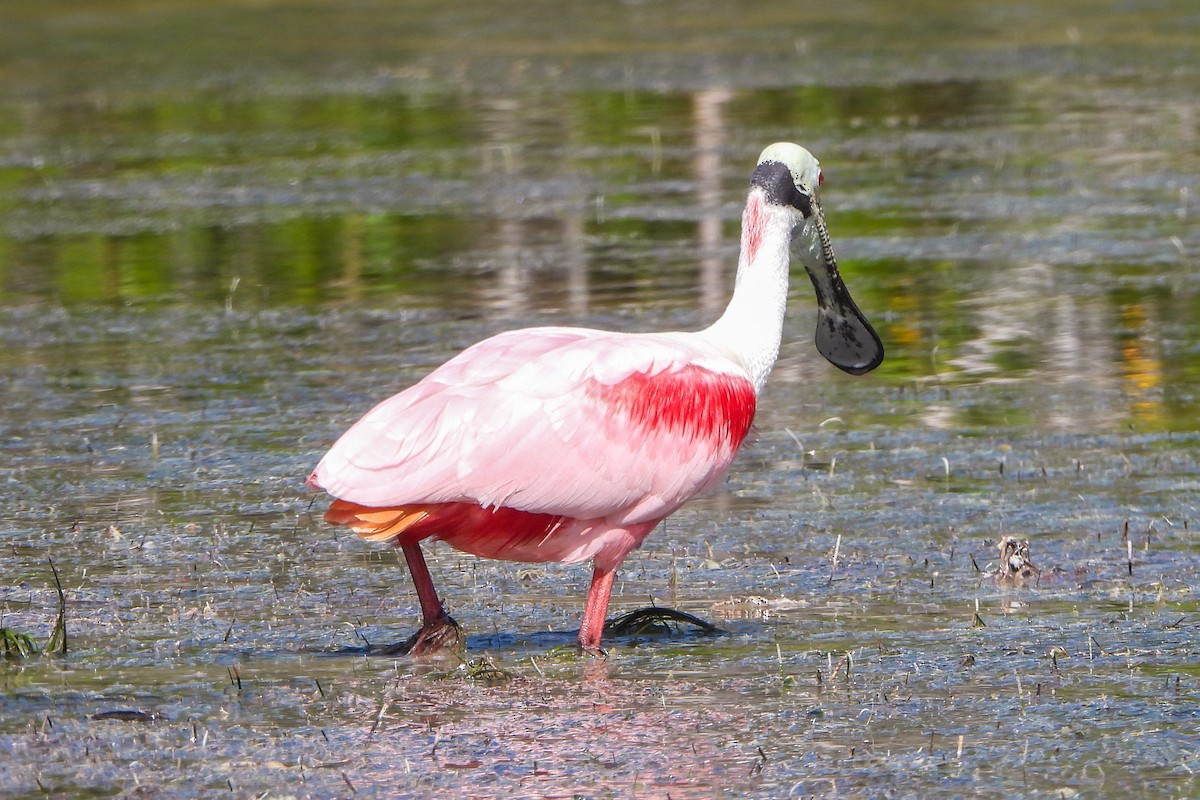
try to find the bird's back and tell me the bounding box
[309,325,757,532]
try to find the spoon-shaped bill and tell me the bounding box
[799,204,884,375]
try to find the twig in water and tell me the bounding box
[47,558,67,656]
[828,534,842,586]
[831,650,852,683]
[749,746,767,777]
[228,666,243,693]
[785,428,805,472]
[369,680,399,736]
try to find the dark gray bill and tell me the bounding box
[799,202,884,375]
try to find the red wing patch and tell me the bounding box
[596,365,756,448]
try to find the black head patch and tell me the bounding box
[751,160,813,217]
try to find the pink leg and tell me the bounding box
[402,542,446,625]
[578,566,616,655]
[378,543,461,656]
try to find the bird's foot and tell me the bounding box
[579,642,608,659]
[375,613,463,657]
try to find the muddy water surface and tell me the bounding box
[2,1,1199,797]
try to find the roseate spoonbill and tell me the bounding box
[308,142,883,655]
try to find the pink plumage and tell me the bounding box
[308,143,882,654]
[310,329,754,534]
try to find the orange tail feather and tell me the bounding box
[325,499,430,543]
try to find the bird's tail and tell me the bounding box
[324,499,431,543]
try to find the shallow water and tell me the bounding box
[2,1,1199,797]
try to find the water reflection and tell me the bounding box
[2,75,1196,432]
[0,4,1195,438]
[692,88,734,317]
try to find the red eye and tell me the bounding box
[818,170,824,187]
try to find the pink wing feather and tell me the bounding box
[309,326,757,526]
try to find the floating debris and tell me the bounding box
[429,654,513,685]
[711,595,809,620]
[91,709,163,722]
[604,607,723,638]
[991,536,1041,586]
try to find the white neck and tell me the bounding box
[699,189,796,393]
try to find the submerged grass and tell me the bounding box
[0,629,38,660]
[0,560,68,661]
